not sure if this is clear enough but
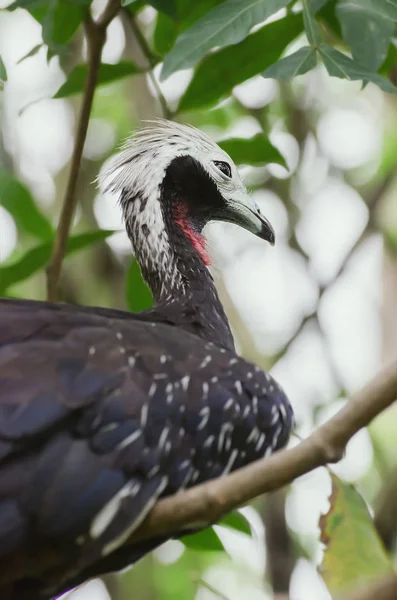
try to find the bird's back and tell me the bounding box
[0,298,293,599]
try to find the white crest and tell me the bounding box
[98,120,246,297]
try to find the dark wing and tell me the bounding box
[0,299,293,599]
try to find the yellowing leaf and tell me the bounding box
[319,474,393,596]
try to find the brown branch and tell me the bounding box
[46,0,120,302]
[338,575,397,600]
[125,358,397,545]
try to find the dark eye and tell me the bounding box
[214,161,232,178]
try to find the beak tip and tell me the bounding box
[261,223,275,246]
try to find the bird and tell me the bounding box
[0,120,294,599]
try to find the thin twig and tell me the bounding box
[46,0,120,302]
[128,14,172,119]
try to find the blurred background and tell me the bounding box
[0,1,396,599]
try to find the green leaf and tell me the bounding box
[54,62,141,98]
[145,0,178,19]
[0,56,7,82]
[42,0,83,51]
[179,14,303,112]
[7,0,43,10]
[182,527,226,552]
[318,44,397,93]
[303,0,322,44]
[8,0,86,51]
[262,46,318,80]
[161,0,292,80]
[336,2,394,71]
[153,0,227,56]
[0,230,114,293]
[153,12,178,55]
[17,44,44,64]
[317,0,342,38]
[219,511,252,536]
[0,170,53,241]
[125,259,153,312]
[348,0,397,21]
[219,134,287,168]
[319,474,393,596]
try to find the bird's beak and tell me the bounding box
[222,193,275,246]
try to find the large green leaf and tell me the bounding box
[179,14,303,112]
[0,230,114,293]
[319,474,393,595]
[8,0,85,51]
[302,0,322,44]
[125,259,153,312]
[161,0,291,80]
[54,62,141,98]
[8,0,45,10]
[348,0,397,21]
[336,2,394,71]
[0,170,53,241]
[318,44,397,92]
[153,0,225,56]
[42,0,84,51]
[154,12,178,55]
[262,46,318,80]
[219,135,287,168]
[181,527,226,552]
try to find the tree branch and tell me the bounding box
[128,14,172,119]
[125,358,397,545]
[46,0,120,302]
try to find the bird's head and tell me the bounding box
[99,120,275,297]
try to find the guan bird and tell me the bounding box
[0,120,294,599]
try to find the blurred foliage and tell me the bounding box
[0,0,397,598]
[319,474,393,594]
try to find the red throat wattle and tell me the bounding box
[174,203,211,266]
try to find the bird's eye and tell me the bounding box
[214,161,232,178]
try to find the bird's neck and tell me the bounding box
[139,235,234,352]
[124,199,234,352]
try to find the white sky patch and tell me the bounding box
[296,178,369,285]
[317,108,382,170]
[290,558,331,600]
[234,75,277,109]
[0,206,17,263]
